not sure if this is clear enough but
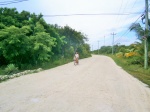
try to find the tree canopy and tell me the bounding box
[0,7,91,69]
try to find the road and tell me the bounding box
[0,55,150,112]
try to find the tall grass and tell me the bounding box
[0,54,91,76]
[109,55,150,87]
[0,58,73,75]
[41,57,73,70]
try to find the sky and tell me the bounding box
[0,0,145,50]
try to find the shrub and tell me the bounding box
[116,52,123,58]
[124,51,138,58]
[127,56,143,65]
[4,64,19,75]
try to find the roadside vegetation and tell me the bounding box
[0,7,91,81]
[93,43,150,87]
[92,21,150,87]
[110,55,150,87]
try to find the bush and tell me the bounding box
[116,52,123,58]
[127,56,143,65]
[4,64,19,75]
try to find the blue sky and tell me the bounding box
[0,0,145,50]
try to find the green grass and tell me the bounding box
[0,54,92,76]
[0,65,7,75]
[0,58,73,75]
[0,55,91,83]
[41,58,73,70]
[108,55,150,87]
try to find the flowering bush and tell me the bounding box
[124,52,138,58]
[116,52,123,58]
[0,68,43,82]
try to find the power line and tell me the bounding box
[115,0,130,28]
[0,0,28,5]
[114,0,124,27]
[114,12,144,44]
[113,0,145,45]
[115,0,142,34]
[0,0,19,3]
[131,0,138,9]
[117,0,140,30]
[42,12,142,17]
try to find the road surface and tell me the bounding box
[0,55,150,112]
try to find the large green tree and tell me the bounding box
[0,26,31,66]
[0,7,91,70]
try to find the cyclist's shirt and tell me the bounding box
[75,54,79,59]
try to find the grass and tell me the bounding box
[108,55,150,87]
[0,55,91,82]
[41,58,73,70]
[0,57,74,82]
[0,54,92,75]
[0,58,73,75]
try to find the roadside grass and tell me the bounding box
[0,57,73,82]
[0,54,92,75]
[41,58,73,70]
[109,55,150,87]
[0,58,73,75]
[0,55,92,81]
[41,55,91,70]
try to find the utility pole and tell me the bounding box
[98,41,99,54]
[144,0,149,69]
[104,36,105,46]
[111,33,116,55]
[91,45,93,51]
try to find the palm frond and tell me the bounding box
[129,23,144,39]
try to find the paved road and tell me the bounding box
[0,55,150,112]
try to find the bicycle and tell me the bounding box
[74,58,79,65]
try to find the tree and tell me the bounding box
[0,26,31,66]
[29,22,56,65]
[0,7,91,70]
[129,23,144,39]
[130,22,150,66]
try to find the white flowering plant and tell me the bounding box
[0,68,43,82]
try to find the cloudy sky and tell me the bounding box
[1,0,145,50]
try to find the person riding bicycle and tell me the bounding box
[74,52,79,64]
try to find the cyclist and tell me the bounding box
[74,52,79,65]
